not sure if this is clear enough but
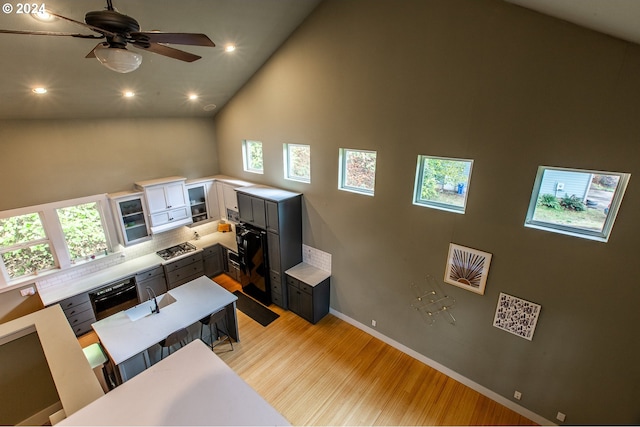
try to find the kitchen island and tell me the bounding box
[59,339,289,426]
[92,275,238,383]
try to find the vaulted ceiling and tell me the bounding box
[1,0,638,120]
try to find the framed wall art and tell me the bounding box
[493,293,541,341]
[444,243,492,295]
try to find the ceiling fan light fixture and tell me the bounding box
[94,45,142,73]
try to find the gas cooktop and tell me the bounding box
[156,242,197,261]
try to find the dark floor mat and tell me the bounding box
[233,291,279,326]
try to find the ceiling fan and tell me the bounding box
[0,0,215,73]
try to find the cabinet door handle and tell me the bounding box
[167,205,172,209]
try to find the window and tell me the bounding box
[57,202,109,262]
[525,166,630,242]
[0,213,56,279]
[284,143,311,183]
[0,195,113,286]
[338,148,377,196]
[242,140,264,174]
[413,155,473,214]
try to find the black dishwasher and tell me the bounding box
[89,276,138,320]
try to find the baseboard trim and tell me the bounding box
[17,401,63,426]
[329,308,554,426]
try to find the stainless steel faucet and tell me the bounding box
[146,286,160,314]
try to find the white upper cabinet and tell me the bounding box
[135,177,192,233]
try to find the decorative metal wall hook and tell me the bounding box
[410,275,456,326]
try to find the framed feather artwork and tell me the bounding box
[444,243,492,295]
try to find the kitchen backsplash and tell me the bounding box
[36,221,220,291]
[302,244,331,273]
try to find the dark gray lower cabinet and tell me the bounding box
[135,266,167,301]
[202,244,224,277]
[59,292,96,336]
[286,274,330,324]
[164,252,204,289]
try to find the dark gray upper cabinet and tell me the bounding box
[236,186,302,309]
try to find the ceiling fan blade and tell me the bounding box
[134,32,215,47]
[0,29,102,39]
[49,11,116,37]
[132,41,202,62]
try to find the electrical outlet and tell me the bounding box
[556,412,566,422]
[371,319,377,327]
[513,390,522,400]
[20,286,35,297]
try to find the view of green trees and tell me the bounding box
[0,203,107,279]
[419,158,470,206]
[246,141,263,171]
[288,144,310,180]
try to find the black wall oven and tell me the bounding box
[90,276,138,320]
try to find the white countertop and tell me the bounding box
[0,305,104,418]
[285,262,331,286]
[37,231,239,307]
[59,339,289,426]
[92,276,237,365]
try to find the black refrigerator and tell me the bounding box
[236,223,271,305]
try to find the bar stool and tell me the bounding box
[159,328,189,360]
[82,342,111,392]
[199,308,233,352]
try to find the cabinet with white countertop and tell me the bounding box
[135,177,192,233]
[135,266,167,302]
[109,191,152,246]
[286,263,330,324]
[163,252,204,290]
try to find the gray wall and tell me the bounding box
[214,0,640,424]
[0,117,219,211]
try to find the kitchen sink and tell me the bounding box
[125,293,177,321]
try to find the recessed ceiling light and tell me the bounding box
[31,9,55,22]
[188,94,198,101]
[123,91,135,98]
[224,44,236,53]
[32,87,47,94]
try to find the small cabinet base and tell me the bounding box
[286,275,330,324]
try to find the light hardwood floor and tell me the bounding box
[80,274,535,426]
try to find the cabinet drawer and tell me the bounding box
[166,262,204,284]
[164,252,203,271]
[59,292,90,311]
[299,281,312,295]
[71,319,95,337]
[271,292,283,307]
[135,266,164,282]
[270,270,281,286]
[63,300,92,318]
[202,244,221,257]
[286,275,299,288]
[66,308,96,328]
[271,280,282,295]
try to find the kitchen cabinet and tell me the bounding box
[59,292,97,336]
[109,191,151,246]
[135,177,192,233]
[286,273,330,324]
[202,244,224,277]
[164,252,204,290]
[216,181,241,222]
[237,192,266,229]
[186,179,220,225]
[135,266,167,302]
[236,185,302,309]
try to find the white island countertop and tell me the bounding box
[92,276,237,365]
[59,339,289,426]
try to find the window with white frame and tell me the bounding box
[0,195,113,285]
[284,143,311,183]
[525,166,630,242]
[242,139,264,174]
[413,155,474,214]
[338,148,377,196]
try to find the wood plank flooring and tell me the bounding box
[79,274,535,426]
